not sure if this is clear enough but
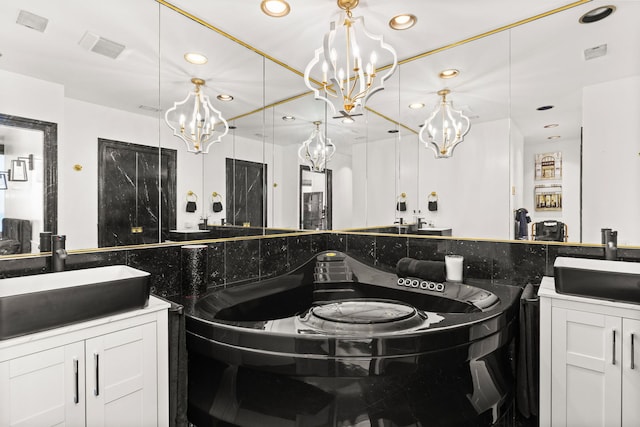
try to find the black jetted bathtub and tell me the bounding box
[183,251,522,427]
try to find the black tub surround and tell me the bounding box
[183,251,521,427]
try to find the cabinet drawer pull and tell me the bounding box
[73,358,79,404]
[632,333,636,370]
[612,329,617,365]
[94,352,100,396]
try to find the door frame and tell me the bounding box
[299,165,332,230]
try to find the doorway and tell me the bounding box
[225,158,266,227]
[98,138,176,247]
[299,165,332,230]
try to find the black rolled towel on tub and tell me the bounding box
[396,257,446,283]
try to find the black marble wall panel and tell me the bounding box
[491,241,546,285]
[206,241,226,289]
[0,256,50,279]
[224,239,260,285]
[327,233,347,253]
[126,246,182,297]
[407,236,443,261]
[260,236,289,279]
[97,139,177,248]
[180,245,208,297]
[310,233,328,256]
[65,251,127,271]
[225,158,265,227]
[288,234,319,270]
[3,233,640,303]
[345,234,376,266]
[375,235,408,273]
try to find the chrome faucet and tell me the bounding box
[51,234,67,272]
[601,228,618,261]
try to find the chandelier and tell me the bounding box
[419,89,471,158]
[164,78,229,154]
[304,0,397,118]
[298,121,336,172]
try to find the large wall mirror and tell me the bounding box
[0,0,638,255]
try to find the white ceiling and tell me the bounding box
[0,0,638,151]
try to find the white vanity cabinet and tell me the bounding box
[539,277,640,427]
[0,296,170,427]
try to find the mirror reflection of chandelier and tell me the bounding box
[298,121,336,172]
[164,78,229,154]
[304,0,398,117]
[419,89,471,158]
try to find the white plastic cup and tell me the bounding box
[445,255,464,282]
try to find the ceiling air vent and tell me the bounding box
[138,105,161,113]
[78,31,125,59]
[584,44,607,61]
[16,10,49,32]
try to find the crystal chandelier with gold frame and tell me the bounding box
[164,78,229,154]
[419,89,471,158]
[304,0,398,118]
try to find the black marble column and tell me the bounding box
[181,244,208,298]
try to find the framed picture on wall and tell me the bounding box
[535,184,562,211]
[0,171,7,190]
[535,151,562,180]
[10,159,28,181]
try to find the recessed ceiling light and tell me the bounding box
[389,14,417,30]
[217,94,233,102]
[409,102,425,109]
[439,69,459,79]
[537,105,554,111]
[282,115,295,121]
[579,5,616,24]
[342,117,354,124]
[544,124,559,128]
[548,135,561,140]
[261,0,290,17]
[184,52,208,65]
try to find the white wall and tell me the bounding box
[63,98,160,249]
[350,120,512,238]
[0,70,64,124]
[0,70,63,249]
[12,67,640,248]
[416,118,512,239]
[327,151,353,230]
[510,121,524,239]
[583,75,640,246]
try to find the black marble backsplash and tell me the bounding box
[2,232,640,299]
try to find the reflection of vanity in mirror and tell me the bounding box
[0,0,638,253]
[0,114,56,254]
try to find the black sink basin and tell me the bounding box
[554,257,640,304]
[0,265,151,340]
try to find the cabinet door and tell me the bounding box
[551,307,622,427]
[85,322,157,427]
[623,318,640,427]
[0,342,85,427]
